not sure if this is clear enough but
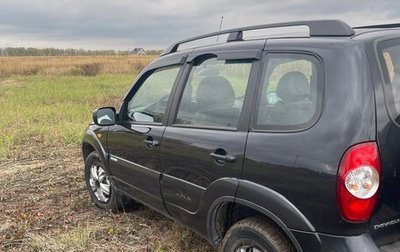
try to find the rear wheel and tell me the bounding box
[219,217,293,252]
[84,151,134,211]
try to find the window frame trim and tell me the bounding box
[249,51,325,133]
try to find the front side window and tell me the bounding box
[126,65,180,123]
[175,57,252,128]
[378,39,400,124]
[255,54,321,130]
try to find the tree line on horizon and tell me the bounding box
[0,47,163,56]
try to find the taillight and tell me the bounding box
[337,142,381,222]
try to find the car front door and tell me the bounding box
[160,52,260,232]
[107,57,185,213]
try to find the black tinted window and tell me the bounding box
[255,54,321,130]
[175,57,252,128]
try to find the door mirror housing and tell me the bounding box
[93,107,117,126]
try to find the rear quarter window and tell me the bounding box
[253,53,323,131]
[377,39,400,124]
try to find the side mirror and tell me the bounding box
[93,107,116,126]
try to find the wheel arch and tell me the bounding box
[206,180,318,252]
[82,129,108,167]
[82,142,95,160]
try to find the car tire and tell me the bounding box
[219,216,293,252]
[84,151,134,211]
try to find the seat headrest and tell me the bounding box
[196,76,235,107]
[276,71,310,103]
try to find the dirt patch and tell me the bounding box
[0,147,214,251]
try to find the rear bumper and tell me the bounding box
[291,230,384,252]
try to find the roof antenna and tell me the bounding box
[216,16,224,42]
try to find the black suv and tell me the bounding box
[82,20,400,251]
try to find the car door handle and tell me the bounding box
[144,137,159,147]
[209,152,236,163]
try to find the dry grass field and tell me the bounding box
[0,55,153,77]
[0,56,213,251]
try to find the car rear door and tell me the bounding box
[160,50,261,233]
[241,51,328,232]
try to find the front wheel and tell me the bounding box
[219,217,294,252]
[84,151,133,211]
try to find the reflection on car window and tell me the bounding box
[380,42,400,118]
[126,65,180,123]
[256,55,319,129]
[175,57,252,128]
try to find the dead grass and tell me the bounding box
[0,147,214,251]
[0,55,156,77]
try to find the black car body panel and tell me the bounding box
[354,29,400,246]
[107,123,166,213]
[244,38,376,236]
[160,128,247,213]
[82,22,400,251]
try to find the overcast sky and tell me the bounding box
[1,0,400,50]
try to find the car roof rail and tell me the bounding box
[353,23,400,29]
[161,20,354,56]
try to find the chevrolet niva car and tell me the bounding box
[82,20,400,251]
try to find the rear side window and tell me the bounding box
[254,54,322,130]
[174,57,252,128]
[378,39,400,123]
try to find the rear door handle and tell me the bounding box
[209,152,236,163]
[144,136,159,147]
